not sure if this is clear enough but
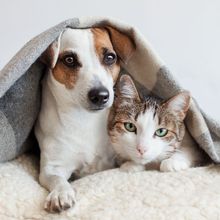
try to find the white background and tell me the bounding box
[0,0,219,120]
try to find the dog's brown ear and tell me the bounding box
[105,26,136,64]
[40,33,62,68]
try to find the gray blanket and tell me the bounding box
[0,17,219,163]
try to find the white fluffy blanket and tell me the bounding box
[0,154,220,220]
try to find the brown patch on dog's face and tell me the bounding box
[52,52,82,89]
[43,27,135,90]
[105,26,136,64]
[91,28,121,83]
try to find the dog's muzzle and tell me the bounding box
[88,86,109,110]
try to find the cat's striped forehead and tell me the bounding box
[110,95,159,122]
[134,97,160,121]
[121,96,160,122]
[111,95,182,130]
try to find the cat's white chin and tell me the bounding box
[132,152,168,166]
[132,156,154,165]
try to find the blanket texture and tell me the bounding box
[0,17,220,163]
[0,153,220,220]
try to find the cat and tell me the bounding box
[108,74,204,172]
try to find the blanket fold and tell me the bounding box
[0,17,220,163]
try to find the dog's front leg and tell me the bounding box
[39,164,76,212]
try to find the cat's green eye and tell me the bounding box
[155,128,168,137]
[124,122,136,132]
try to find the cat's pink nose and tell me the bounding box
[137,146,147,155]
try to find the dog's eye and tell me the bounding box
[103,53,117,65]
[63,55,78,67]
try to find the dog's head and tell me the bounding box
[41,27,135,111]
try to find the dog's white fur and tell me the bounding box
[35,29,119,212]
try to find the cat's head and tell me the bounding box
[108,75,191,164]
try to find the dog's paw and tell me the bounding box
[160,158,189,172]
[120,161,145,173]
[44,187,76,212]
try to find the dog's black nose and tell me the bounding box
[88,87,109,106]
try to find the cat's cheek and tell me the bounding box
[148,140,165,158]
[113,133,136,160]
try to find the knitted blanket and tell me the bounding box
[0,17,219,163]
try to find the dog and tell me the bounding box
[35,26,135,212]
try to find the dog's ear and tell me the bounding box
[105,26,136,64]
[40,33,62,68]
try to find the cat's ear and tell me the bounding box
[163,91,191,120]
[116,74,140,102]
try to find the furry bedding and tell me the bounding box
[1,154,220,220]
[1,17,220,219]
